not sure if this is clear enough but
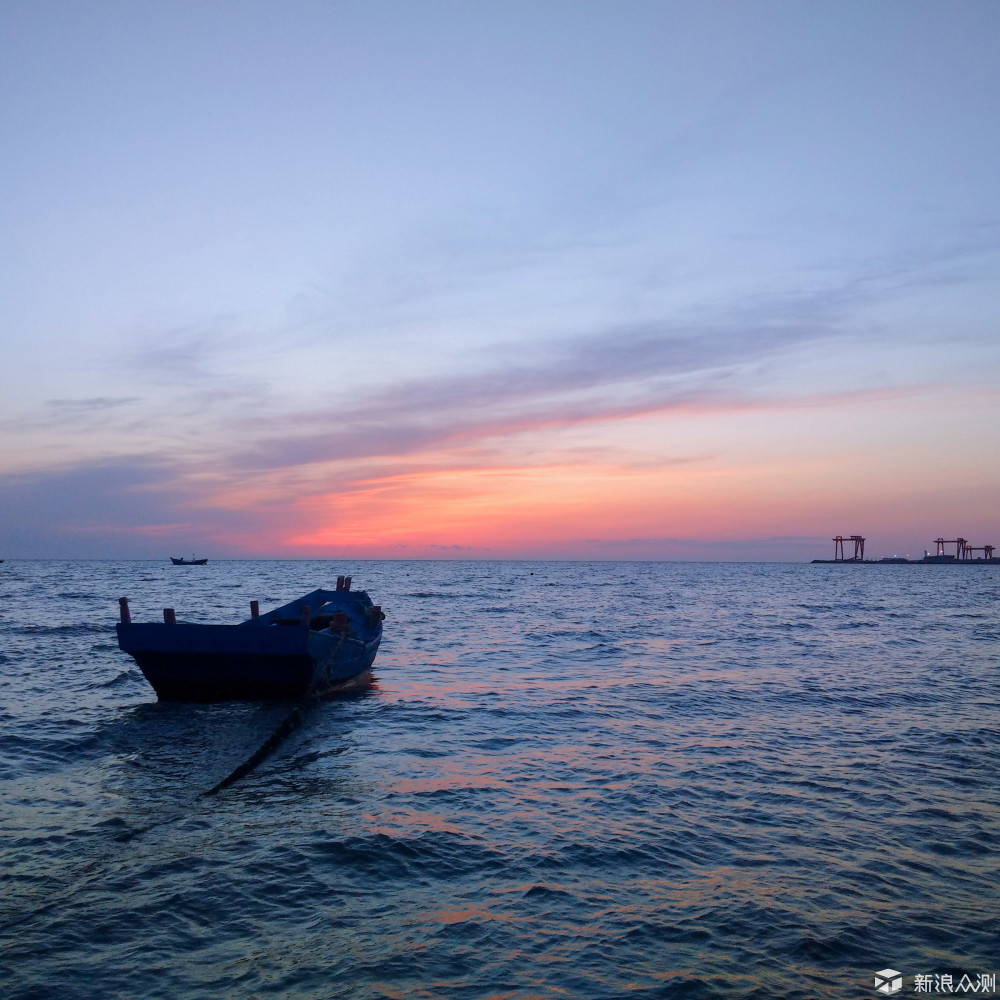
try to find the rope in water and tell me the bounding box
[199,699,315,798]
[199,631,347,798]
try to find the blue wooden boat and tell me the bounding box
[116,578,384,701]
[171,556,207,565]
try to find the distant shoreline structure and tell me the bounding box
[814,534,997,565]
[812,556,1000,565]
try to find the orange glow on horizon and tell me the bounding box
[277,455,859,556]
[131,387,1000,560]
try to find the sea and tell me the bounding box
[1,559,998,999]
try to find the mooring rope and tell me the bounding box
[199,699,316,798]
[198,630,348,798]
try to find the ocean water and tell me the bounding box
[1,559,998,999]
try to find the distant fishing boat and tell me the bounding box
[170,556,207,565]
[116,577,384,701]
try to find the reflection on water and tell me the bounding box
[1,559,998,998]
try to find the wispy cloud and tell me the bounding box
[1,234,995,558]
[0,458,177,555]
[224,323,877,476]
[249,235,999,466]
[1,396,141,433]
[47,396,140,411]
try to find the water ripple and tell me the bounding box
[1,559,998,998]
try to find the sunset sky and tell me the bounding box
[2,1,999,560]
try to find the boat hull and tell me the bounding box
[116,588,383,701]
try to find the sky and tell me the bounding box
[2,0,999,561]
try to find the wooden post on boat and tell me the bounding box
[336,576,345,590]
[163,608,176,625]
[250,600,259,619]
[119,597,131,624]
[343,576,352,591]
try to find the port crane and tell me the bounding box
[962,544,995,560]
[933,538,969,559]
[832,535,865,561]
